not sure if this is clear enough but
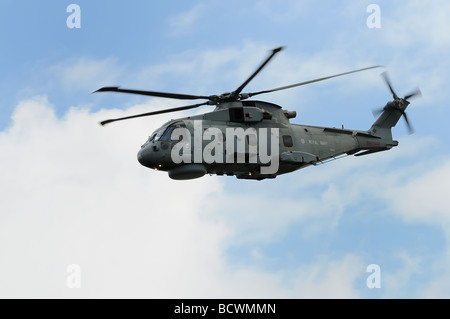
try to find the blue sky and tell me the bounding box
[1,0,450,298]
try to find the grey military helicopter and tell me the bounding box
[96,47,421,180]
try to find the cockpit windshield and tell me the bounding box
[148,132,157,143]
[158,121,186,141]
[141,121,187,148]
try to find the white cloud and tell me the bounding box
[167,4,206,36]
[129,41,383,116]
[0,96,225,298]
[421,271,450,298]
[289,254,364,298]
[0,96,367,298]
[48,57,124,93]
[382,252,423,298]
[253,0,313,24]
[387,160,450,226]
[383,1,450,50]
[211,253,364,299]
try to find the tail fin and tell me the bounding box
[349,103,402,158]
[369,101,406,139]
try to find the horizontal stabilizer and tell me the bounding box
[354,148,389,157]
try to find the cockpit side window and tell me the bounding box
[283,135,294,148]
[160,126,175,141]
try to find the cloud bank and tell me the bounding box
[0,96,368,298]
[2,93,449,298]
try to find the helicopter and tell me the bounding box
[95,46,421,180]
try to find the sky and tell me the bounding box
[1,0,450,298]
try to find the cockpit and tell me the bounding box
[141,121,186,148]
[138,121,188,169]
[159,124,178,141]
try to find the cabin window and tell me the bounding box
[229,107,244,122]
[283,135,294,148]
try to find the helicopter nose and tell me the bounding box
[137,145,155,168]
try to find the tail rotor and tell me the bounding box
[372,72,421,134]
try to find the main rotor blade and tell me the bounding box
[231,46,284,99]
[99,102,209,126]
[247,65,382,98]
[94,87,211,101]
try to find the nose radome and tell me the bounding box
[137,146,154,168]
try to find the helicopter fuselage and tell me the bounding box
[137,100,398,180]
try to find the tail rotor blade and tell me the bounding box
[381,72,399,100]
[402,112,414,134]
[404,88,422,100]
[371,108,384,118]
